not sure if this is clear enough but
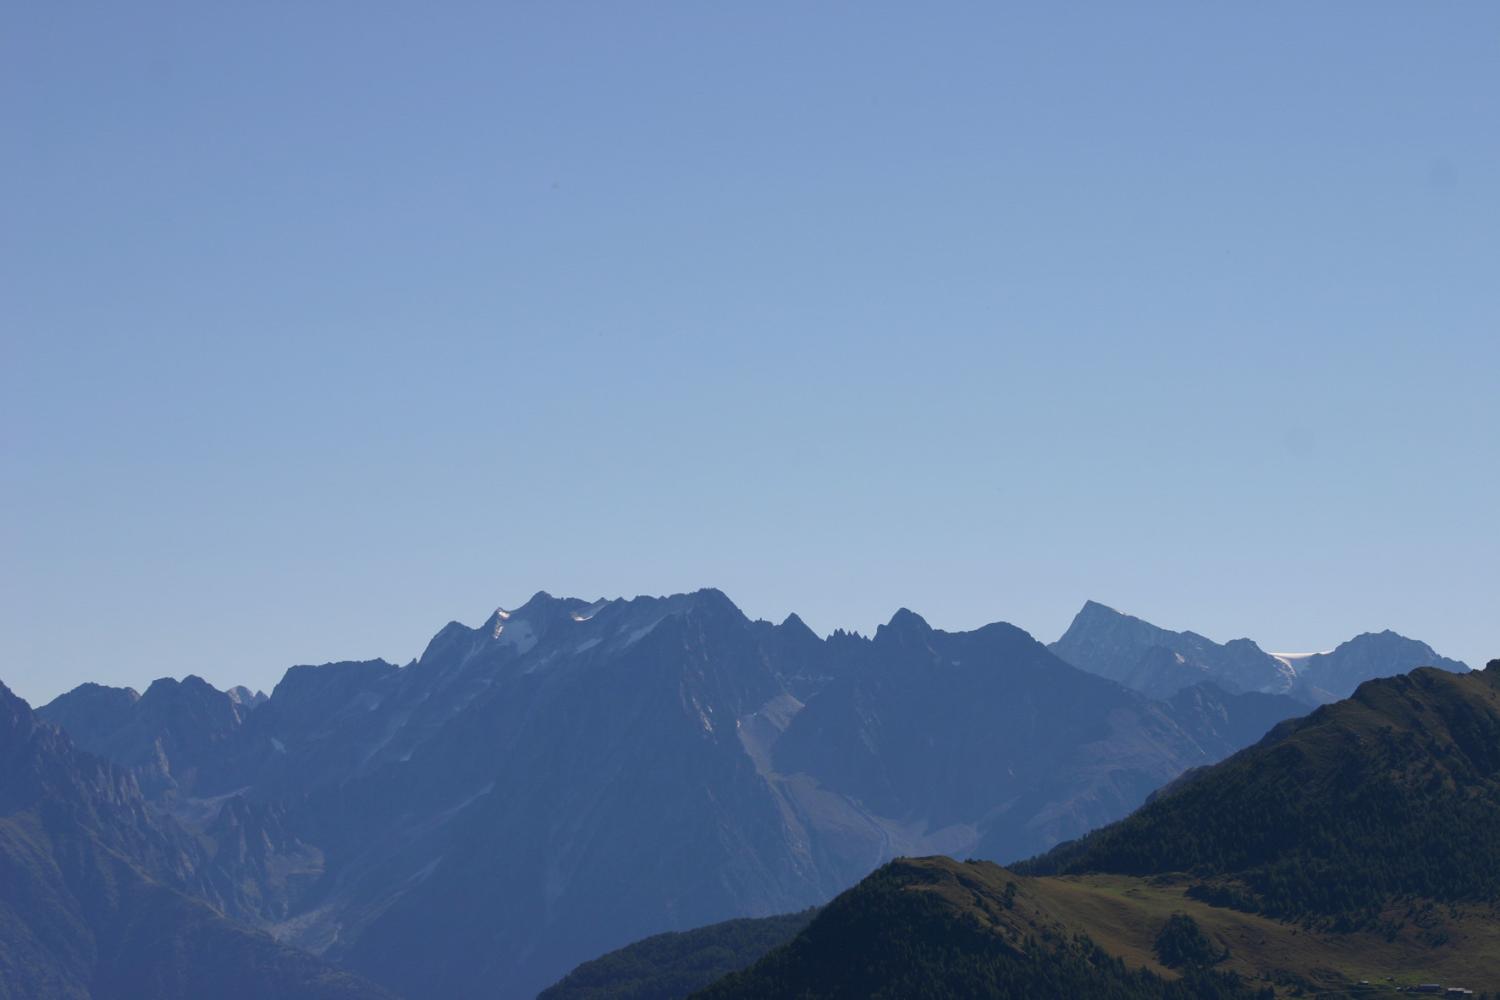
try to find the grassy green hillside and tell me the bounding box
[1022,664,1500,927]
[1029,873,1499,994]
[677,858,1499,998]
[537,910,816,1000]
[692,858,1270,1000]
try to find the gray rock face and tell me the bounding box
[39,590,1306,1000]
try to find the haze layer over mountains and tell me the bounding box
[7,591,1470,999]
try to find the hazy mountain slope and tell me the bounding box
[1051,601,1467,706]
[32,681,140,746]
[1288,630,1470,703]
[39,675,258,797]
[537,909,816,1000]
[772,612,1304,862]
[1050,601,1293,699]
[335,592,836,1000]
[1161,684,1305,757]
[0,680,391,1000]
[1022,661,1500,923]
[692,857,1264,1000]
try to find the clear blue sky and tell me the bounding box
[3,3,1496,704]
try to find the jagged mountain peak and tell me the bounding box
[1053,603,1294,701]
[876,607,932,640]
[56,679,141,701]
[0,678,34,742]
[480,588,748,638]
[777,611,820,643]
[267,659,400,716]
[227,685,269,707]
[35,681,142,736]
[1077,598,1127,618]
[1055,600,1182,651]
[1288,630,1470,704]
[1332,628,1461,662]
[141,673,224,700]
[514,589,594,615]
[37,671,264,798]
[484,592,591,637]
[1069,599,1166,633]
[1055,599,1471,707]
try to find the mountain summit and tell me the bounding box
[1050,602,1293,699]
[1285,630,1470,703]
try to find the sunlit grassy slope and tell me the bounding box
[703,857,1498,998]
[1032,871,1499,994]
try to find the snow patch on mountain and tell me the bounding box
[494,618,538,654]
[1270,651,1326,672]
[570,600,609,622]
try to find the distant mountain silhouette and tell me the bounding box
[1049,601,1294,699]
[1285,630,1470,704]
[1051,601,1467,704]
[769,611,1298,862]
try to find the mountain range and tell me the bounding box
[1050,600,1468,704]
[14,591,1473,999]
